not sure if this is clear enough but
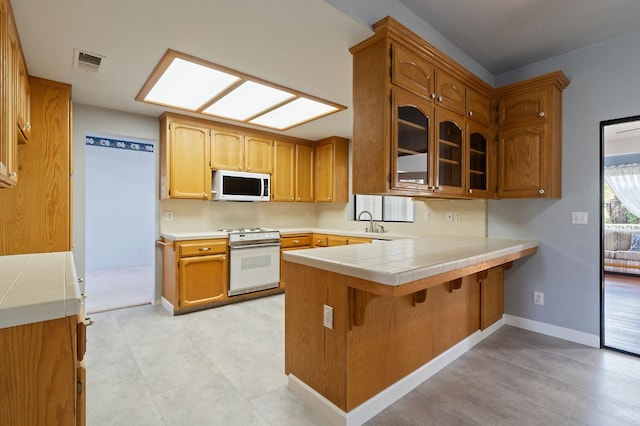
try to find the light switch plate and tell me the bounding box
[571,212,588,224]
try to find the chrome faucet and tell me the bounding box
[358,210,377,233]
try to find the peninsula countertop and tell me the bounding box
[0,251,82,329]
[282,234,538,289]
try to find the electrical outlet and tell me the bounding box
[162,211,173,221]
[323,305,333,329]
[446,212,453,222]
[423,211,431,221]
[454,212,461,222]
[534,291,544,305]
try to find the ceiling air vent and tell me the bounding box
[73,49,105,72]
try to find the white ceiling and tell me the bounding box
[12,0,640,141]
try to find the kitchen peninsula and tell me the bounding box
[283,234,537,425]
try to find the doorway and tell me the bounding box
[601,116,640,355]
[84,135,155,313]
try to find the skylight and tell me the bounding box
[136,50,345,131]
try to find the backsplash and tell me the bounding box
[160,198,487,237]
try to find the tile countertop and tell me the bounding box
[0,252,82,329]
[282,234,538,287]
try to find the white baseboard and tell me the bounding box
[504,314,600,348]
[160,297,174,315]
[288,318,505,426]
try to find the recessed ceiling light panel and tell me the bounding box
[203,81,295,121]
[249,98,339,130]
[144,58,240,110]
[137,50,346,130]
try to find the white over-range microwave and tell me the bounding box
[212,170,270,202]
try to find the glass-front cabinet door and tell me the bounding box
[467,121,489,197]
[392,87,433,193]
[434,108,465,195]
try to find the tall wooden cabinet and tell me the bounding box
[0,77,72,255]
[350,17,568,200]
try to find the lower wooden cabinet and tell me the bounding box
[179,253,227,308]
[313,233,372,247]
[280,234,312,287]
[162,239,228,313]
[0,314,86,425]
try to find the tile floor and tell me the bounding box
[87,294,640,425]
[85,265,153,314]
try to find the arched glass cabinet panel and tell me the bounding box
[392,87,433,191]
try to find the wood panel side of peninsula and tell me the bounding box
[284,259,520,411]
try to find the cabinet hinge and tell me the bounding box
[77,380,83,395]
[389,91,393,106]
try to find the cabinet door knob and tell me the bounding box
[539,189,545,194]
[438,96,444,102]
[539,112,545,117]
[468,111,473,116]
[468,189,473,194]
[431,93,436,99]
[25,122,31,130]
[9,172,17,178]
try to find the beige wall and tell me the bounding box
[161,197,486,237]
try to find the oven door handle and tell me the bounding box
[230,242,281,250]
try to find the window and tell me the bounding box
[354,195,414,223]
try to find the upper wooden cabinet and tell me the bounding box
[272,140,296,202]
[210,130,273,174]
[466,121,490,198]
[391,42,436,100]
[210,129,243,171]
[245,135,272,174]
[391,42,466,116]
[466,88,490,127]
[295,143,314,202]
[160,116,211,200]
[434,69,465,115]
[0,0,28,188]
[314,136,349,202]
[350,16,569,200]
[272,140,315,202]
[494,71,569,198]
[350,17,493,199]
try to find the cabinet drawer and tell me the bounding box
[313,234,329,247]
[178,239,227,257]
[281,235,312,248]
